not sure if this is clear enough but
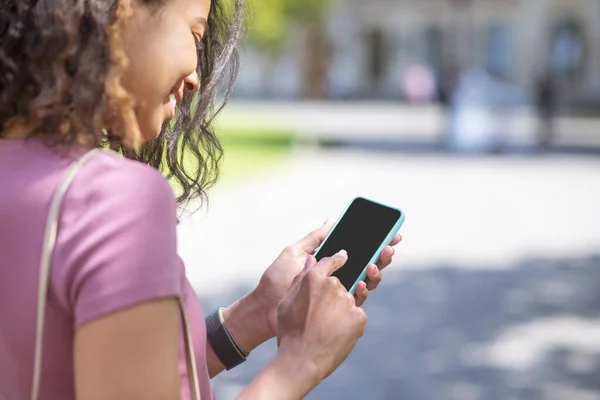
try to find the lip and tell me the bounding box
[171,88,184,105]
[166,98,176,121]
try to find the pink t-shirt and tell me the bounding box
[0,139,213,400]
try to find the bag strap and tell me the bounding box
[32,148,201,400]
[179,298,202,400]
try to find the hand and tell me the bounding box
[352,233,403,306]
[254,219,403,337]
[276,251,367,383]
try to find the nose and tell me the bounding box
[183,70,200,94]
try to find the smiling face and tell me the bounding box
[120,0,210,141]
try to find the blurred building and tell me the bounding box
[233,0,600,105]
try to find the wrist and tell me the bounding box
[222,290,275,354]
[270,349,321,398]
[239,349,320,400]
[250,283,281,338]
[206,308,248,371]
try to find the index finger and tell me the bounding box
[311,250,348,277]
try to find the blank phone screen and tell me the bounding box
[314,198,401,291]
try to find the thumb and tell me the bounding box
[298,218,335,253]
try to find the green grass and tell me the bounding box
[162,100,295,196]
[218,128,294,181]
[168,128,294,199]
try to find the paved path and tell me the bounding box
[178,148,600,399]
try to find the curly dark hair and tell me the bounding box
[0,0,244,207]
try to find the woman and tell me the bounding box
[0,0,402,399]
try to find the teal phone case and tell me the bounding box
[313,197,406,295]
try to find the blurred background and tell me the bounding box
[178,0,600,398]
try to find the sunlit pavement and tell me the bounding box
[219,101,600,150]
[178,147,600,399]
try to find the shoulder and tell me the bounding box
[67,150,177,217]
[53,150,182,326]
[56,149,180,269]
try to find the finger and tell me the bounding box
[297,254,317,282]
[354,281,369,307]
[376,246,395,270]
[289,255,317,291]
[298,218,335,253]
[365,264,382,291]
[312,250,348,277]
[390,234,403,247]
[305,254,318,270]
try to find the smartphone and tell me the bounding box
[313,197,405,295]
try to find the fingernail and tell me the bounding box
[391,247,395,256]
[337,249,347,257]
[323,217,333,226]
[370,264,378,274]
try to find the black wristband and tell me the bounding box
[206,308,248,370]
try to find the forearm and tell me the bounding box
[206,290,274,378]
[237,351,319,400]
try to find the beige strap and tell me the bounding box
[179,298,202,400]
[32,148,200,400]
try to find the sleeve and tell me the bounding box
[52,153,182,328]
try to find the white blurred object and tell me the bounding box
[446,68,535,153]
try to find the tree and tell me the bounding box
[244,0,289,54]
[244,0,335,98]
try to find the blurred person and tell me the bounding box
[437,63,459,109]
[437,63,460,149]
[443,67,509,153]
[0,0,403,399]
[402,63,436,103]
[535,72,557,149]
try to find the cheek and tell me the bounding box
[168,40,199,80]
[120,24,176,105]
[124,46,169,105]
[117,14,197,138]
[136,106,166,140]
[127,39,196,107]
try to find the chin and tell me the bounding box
[137,119,165,142]
[138,129,160,142]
